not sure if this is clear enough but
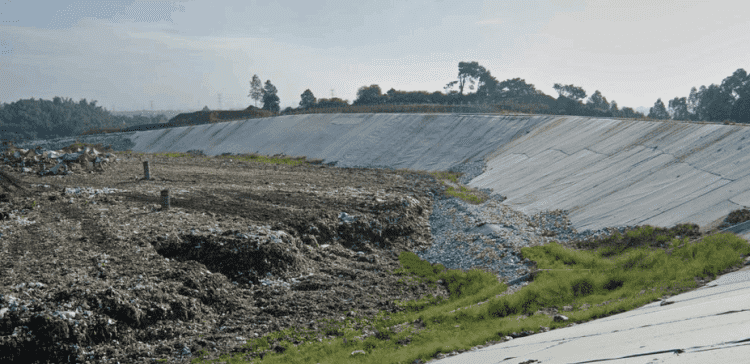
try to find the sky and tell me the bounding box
[0,0,748,112]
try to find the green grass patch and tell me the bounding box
[189,224,750,364]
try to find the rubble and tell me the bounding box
[1,141,115,176]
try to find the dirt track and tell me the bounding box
[0,151,457,363]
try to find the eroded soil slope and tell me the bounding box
[0,152,454,363]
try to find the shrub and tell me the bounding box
[397,251,446,280]
[487,298,517,318]
[362,336,379,351]
[602,272,626,291]
[620,250,648,271]
[515,288,545,314]
[440,269,498,301]
[570,276,596,297]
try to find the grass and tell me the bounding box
[72,143,750,364]
[184,225,750,364]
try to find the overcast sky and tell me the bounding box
[1,0,748,112]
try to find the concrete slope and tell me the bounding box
[125,113,547,173]
[471,116,750,233]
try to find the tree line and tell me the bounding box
[0,96,169,145]
[250,62,749,123]
[1,63,748,145]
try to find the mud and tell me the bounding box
[0,151,456,363]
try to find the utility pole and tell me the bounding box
[218,92,223,110]
[150,100,154,111]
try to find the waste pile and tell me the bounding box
[0,141,115,176]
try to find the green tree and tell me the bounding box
[299,89,316,109]
[456,61,485,95]
[444,81,459,95]
[428,91,444,104]
[619,107,642,119]
[249,74,263,108]
[648,98,670,120]
[261,80,280,112]
[687,86,700,120]
[353,84,384,106]
[696,84,733,121]
[609,100,620,116]
[586,90,610,112]
[730,96,750,123]
[553,83,587,101]
[497,78,539,98]
[719,68,750,101]
[315,97,349,109]
[668,97,690,121]
[476,67,499,101]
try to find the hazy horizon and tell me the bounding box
[1,1,748,113]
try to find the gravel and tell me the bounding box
[407,158,638,289]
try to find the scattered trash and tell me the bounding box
[1,141,115,176]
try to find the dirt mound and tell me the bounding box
[0,150,452,363]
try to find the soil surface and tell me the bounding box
[0,151,457,363]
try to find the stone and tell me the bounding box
[553,314,569,322]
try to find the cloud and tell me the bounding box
[476,18,505,25]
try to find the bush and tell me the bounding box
[397,251,446,280]
[619,250,648,271]
[570,276,596,297]
[440,269,499,301]
[602,273,626,291]
[487,298,517,318]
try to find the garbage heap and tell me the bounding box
[0,141,115,176]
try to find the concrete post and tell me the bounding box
[161,189,170,210]
[143,161,150,180]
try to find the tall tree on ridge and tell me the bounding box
[261,80,280,112]
[730,95,750,123]
[687,86,700,120]
[497,78,540,98]
[696,84,733,121]
[648,98,670,120]
[609,100,620,116]
[299,89,316,109]
[353,85,384,106]
[476,67,499,102]
[586,90,610,112]
[457,61,484,95]
[668,97,690,121]
[553,83,587,101]
[249,74,263,108]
